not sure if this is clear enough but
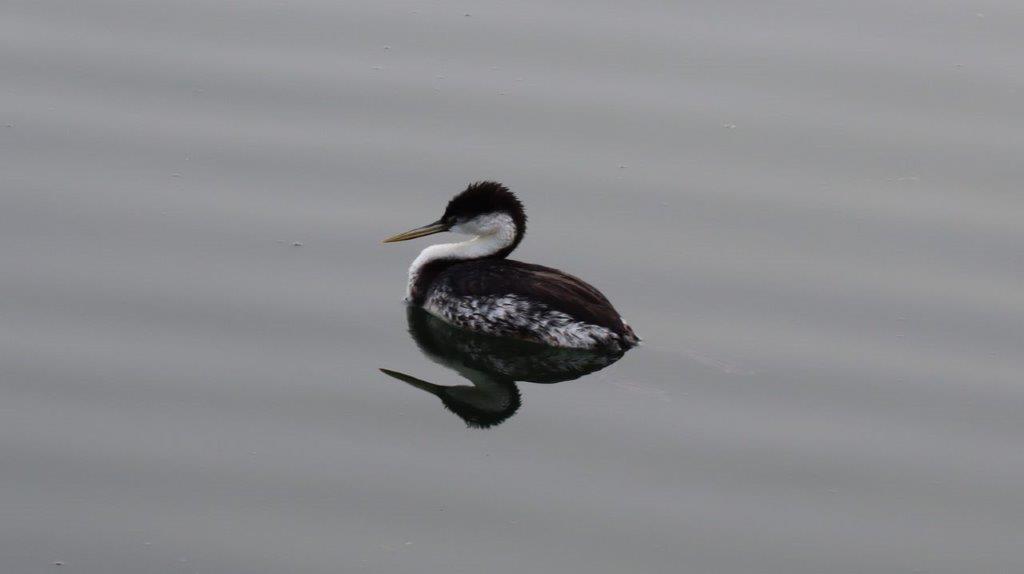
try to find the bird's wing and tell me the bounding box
[440,259,627,333]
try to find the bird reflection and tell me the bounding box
[381,307,627,428]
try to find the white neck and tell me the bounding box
[406,213,516,300]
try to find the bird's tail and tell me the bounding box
[619,320,641,348]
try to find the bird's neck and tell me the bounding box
[406,220,518,302]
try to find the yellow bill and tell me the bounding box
[382,220,449,243]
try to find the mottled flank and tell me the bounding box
[420,257,641,351]
[424,287,638,352]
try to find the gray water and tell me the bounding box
[2,1,1023,572]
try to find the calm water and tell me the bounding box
[2,1,1023,572]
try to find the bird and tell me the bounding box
[382,181,640,352]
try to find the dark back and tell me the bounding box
[433,259,630,336]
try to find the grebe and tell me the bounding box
[383,181,640,352]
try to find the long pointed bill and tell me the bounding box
[381,220,449,243]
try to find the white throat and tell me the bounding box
[406,213,517,300]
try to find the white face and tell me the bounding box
[407,211,519,297]
[449,212,512,237]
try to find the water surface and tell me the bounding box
[2,1,1023,572]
